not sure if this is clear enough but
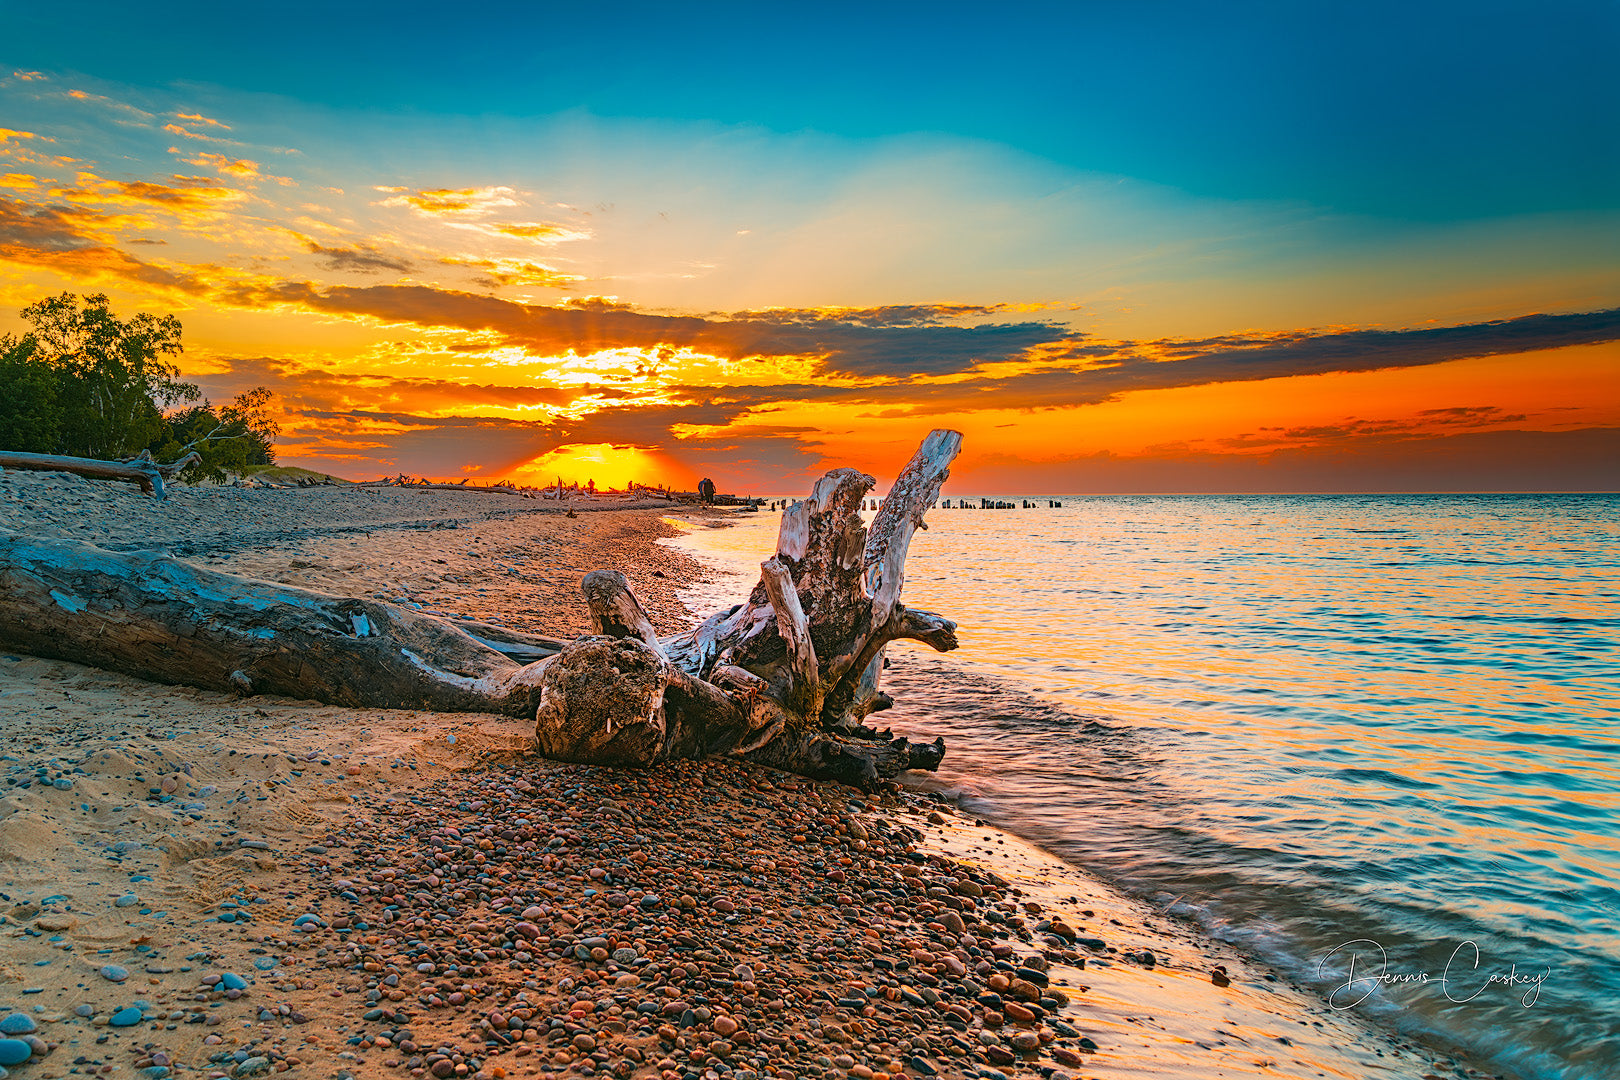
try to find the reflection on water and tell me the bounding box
[667,494,1620,1080]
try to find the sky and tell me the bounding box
[1,0,1616,492]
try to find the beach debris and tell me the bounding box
[0,448,199,499]
[0,430,964,789]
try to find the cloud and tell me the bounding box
[218,281,1076,375]
[50,171,244,211]
[65,90,154,124]
[10,71,46,82]
[487,222,581,241]
[1215,405,1532,449]
[0,129,42,144]
[0,193,209,293]
[183,152,260,177]
[161,121,241,145]
[0,196,100,251]
[956,427,1620,494]
[306,241,415,275]
[440,256,580,289]
[382,186,521,217]
[219,278,1620,392]
[174,112,230,130]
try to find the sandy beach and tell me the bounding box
[0,470,1500,1080]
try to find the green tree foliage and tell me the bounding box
[0,332,61,453]
[0,294,279,478]
[16,292,197,459]
[149,387,280,482]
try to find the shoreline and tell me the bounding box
[0,473,1501,1080]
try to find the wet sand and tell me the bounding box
[0,470,1499,1080]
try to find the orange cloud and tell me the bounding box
[183,151,261,177]
[161,121,240,145]
[382,186,520,217]
[175,112,230,130]
[10,71,46,82]
[51,171,245,211]
[0,129,41,144]
[440,256,580,289]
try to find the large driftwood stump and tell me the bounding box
[0,431,963,788]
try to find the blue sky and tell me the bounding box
[7,1,1616,220]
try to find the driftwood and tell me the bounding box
[0,431,963,788]
[0,450,201,498]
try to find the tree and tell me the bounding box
[19,292,197,459]
[150,387,280,483]
[0,332,61,453]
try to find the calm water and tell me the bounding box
[667,494,1620,1080]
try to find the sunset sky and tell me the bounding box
[2,1,1616,492]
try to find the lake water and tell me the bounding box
[666,494,1620,1080]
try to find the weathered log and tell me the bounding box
[0,529,556,714]
[0,449,200,498]
[0,430,965,789]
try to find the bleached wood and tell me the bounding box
[0,529,551,714]
[582,569,665,656]
[759,555,820,715]
[0,449,199,499]
[863,428,962,625]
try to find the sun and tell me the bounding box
[502,443,696,491]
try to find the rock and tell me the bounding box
[1003,1002,1035,1023]
[114,894,138,908]
[908,1055,938,1075]
[100,965,130,983]
[220,972,249,990]
[0,1017,33,1036]
[109,1007,143,1027]
[0,1040,29,1066]
[926,812,947,825]
[1009,978,1043,1002]
[233,1056,271,1077]
[612,947,637,964]
[712,1015,739,1036]
[571,1034,595,1052]
[1008,1032,1040,1052]
[1211,965,1231,988]
[1051,1047,1085,1067]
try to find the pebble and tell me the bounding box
[114,894,138,908]
[233,1056,271,1077]
[219,972,248,990]
[0,1041,28,1067]
[100,964,129,982]
[0,1017,32,1036]
[109,1007,143,1027]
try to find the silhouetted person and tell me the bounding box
[698,477,715,504]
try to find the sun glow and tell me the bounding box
[502,442,696,491]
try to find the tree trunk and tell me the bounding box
[0,449,199,498]
[0,431,965,789]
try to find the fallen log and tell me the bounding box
[0,449,200,498]
[0,430,964,788]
